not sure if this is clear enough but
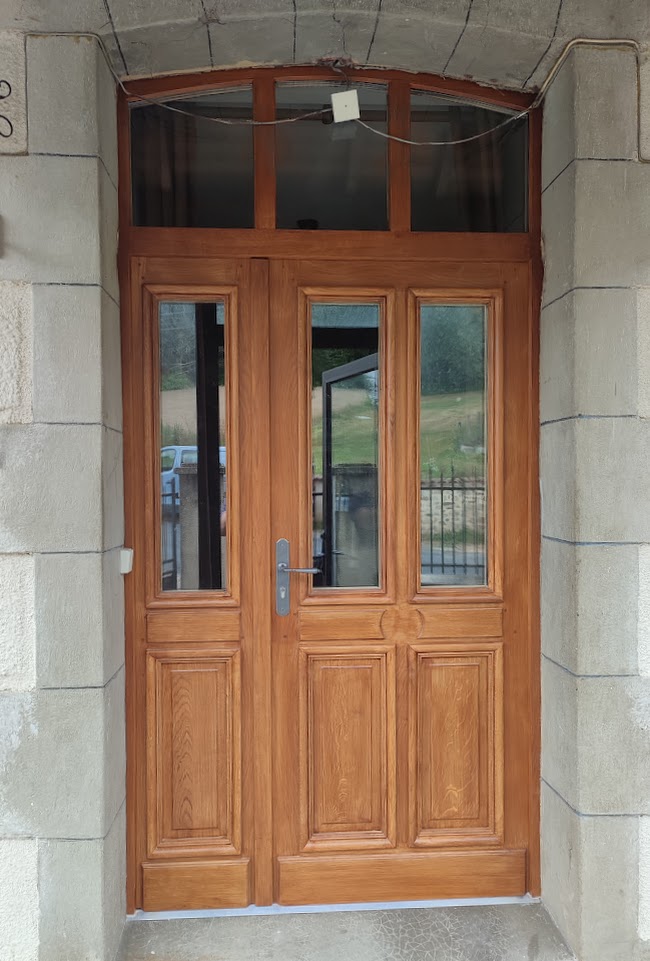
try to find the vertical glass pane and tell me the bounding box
[311,304,380,588]
[276,83,388,230]
[420,305,487,587]
[130,87,254,227]
[411,90,528,232]
[160,301,227,591]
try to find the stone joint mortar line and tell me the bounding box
[541,414,638,426]
[199,0,214,67]
[542,652,638,680]
[100,0,128,73]
[542,778,642,819]
[32,151,118,192]
[365,0,383,65]
[542,157,637,197]
[32,282,119,308]
[443,0,475,75]
[522,0,564,87]
[32,421,123,435]
[542,534,646,547]
[542,285,631,311]
[39,662,124,692]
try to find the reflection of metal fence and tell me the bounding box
[161,491,180,590]
[162,467,486,589]
[420,467,486,580]
[313,465,486,581]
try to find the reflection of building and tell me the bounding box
[162,462,227,591]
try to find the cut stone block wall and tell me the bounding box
[0,33,124,961]
[541,45,650,961]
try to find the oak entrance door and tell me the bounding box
[127,255,537,910]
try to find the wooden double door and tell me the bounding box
[125,254,538,911]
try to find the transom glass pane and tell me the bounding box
[311,303,381,588]
[419,304,487,587]
[160,301,228,591]
[131,87,254,227]
[411,90,528,232]
[276,83,388,230]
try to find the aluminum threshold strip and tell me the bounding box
[132,894,539,921]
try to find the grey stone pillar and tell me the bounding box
[0,34,125,961]
[541,46,650,961]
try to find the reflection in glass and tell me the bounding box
[311,304,380,588]
[130,87,254,227]
[420,305,487,587]
[160,302,227,591]
[411,89,528,232]
[276,83,388,230]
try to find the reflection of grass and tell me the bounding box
[312,392,378,474]
[311,390,484,475]
[161,422,197,446]
[420,391,484,476]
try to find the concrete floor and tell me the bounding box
[118,904,574,961]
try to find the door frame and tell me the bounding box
[118,66,542,913]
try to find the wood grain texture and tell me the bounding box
[299,608,385,641]
[418,606,503,638]
[142,858,250,910]
[269,258,529,905]
[388,80,411,232]
[147,610,241,642]
[277,849,526,904]
[408,643,503,846]
[300,647,396,850]
[127,229,533,264]
[146,647,241,855]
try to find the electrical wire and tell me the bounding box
[355,111,528,147]
[26,31,650,158]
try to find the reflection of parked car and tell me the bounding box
[161,445,226,497]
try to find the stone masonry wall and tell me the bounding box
[541,45,650,961]
[0,33,125,961]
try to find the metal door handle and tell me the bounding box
[277,562,320,574]
[276,538,319,615]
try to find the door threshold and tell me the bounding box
[130,894,539,921]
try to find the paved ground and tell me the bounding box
[118,904,574,961]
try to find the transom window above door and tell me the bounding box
[129,71,529,232]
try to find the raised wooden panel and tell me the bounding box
[142,858,250,910]
[147,609,241,642]
[147,647,241,856]
[409,643,503,846]
[299,608,384,641]
[417,606,502,638]
[277,849,526,905]
[300,646,395,849]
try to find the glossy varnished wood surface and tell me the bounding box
[123,253,537,910]
[269,259,530,904]
[120,66,541,911]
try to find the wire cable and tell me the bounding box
[26,31,650,158]
[355,111,528,147]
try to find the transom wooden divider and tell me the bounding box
[119,66,541,914]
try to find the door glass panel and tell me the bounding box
[419,304,487,587]
[311,303,380,588]
[159,301,228,591]
[130,86,254,227]
[410,89,528,232]
[276,83,388,230]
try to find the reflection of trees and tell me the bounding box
[421,306,484,395]
[160,303,225,390]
